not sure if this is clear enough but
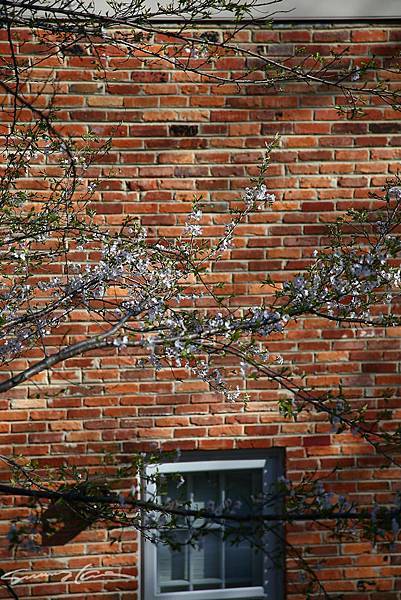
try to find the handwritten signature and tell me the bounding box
[1,564,136,586]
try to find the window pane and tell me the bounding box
[158,531,189,593]
[225,538,263,588]
[192,471,220,511]
[225,469,262,515]
[162,475,188,502]
[191,533,223,590]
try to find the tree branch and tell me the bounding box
[0,482,392,524]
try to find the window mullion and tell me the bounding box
[220,470,225,590]
[188,473,193,592]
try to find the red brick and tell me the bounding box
[2,23,401,600]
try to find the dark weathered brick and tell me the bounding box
[169,124,199,136]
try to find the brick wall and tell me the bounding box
[1,22,401,599]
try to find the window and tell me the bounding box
[142,450,284,600]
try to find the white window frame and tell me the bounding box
[142,452,284,600]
